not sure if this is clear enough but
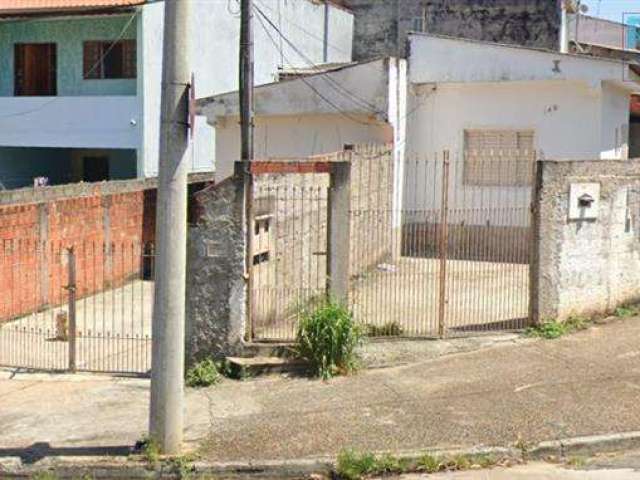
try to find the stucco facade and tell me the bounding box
[0,0,354,188]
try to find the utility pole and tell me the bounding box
[240,0,254,337]
[240,0,254,164]
[149,0,191,455]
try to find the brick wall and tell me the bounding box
[0,176,211,322]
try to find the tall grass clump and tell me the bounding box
[296,298,364,379]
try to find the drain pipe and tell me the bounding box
[560,0,569,53]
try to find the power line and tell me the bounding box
[254,6,376,126]
[253,3,387,117]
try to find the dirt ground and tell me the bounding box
[0,280,153,374]
[1,316,639,465]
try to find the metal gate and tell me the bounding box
[248,147,534,341]
[0,241,153,375]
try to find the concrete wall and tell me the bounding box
[341,0,560,60]
[187,175,247,361]
[0,14,137,97]
[215,114,392,181]
[531,159,640,322]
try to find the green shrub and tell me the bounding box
[296,298,363,379]
[185,359,221,388]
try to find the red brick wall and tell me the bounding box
[0,185,157,322]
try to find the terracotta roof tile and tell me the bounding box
[0,0,144,15]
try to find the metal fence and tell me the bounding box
[0,240,154,375]
[248,148,534,341]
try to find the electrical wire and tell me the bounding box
[254,6,380,127]
[254,2,387,117]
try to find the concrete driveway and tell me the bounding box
[0,316,639,465]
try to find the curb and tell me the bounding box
[2,431,640,479]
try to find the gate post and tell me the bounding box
[66,247,77,373]
[327,162,351,303]
[438,151,450,338]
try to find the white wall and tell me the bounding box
[601,82,632,159]
[140,0,353,177]
[215,114,392,180]
[403,80,631,222]
[0,96,140,149]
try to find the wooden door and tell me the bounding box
[14,43,57,96]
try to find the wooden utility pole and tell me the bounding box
[149,0,191,454]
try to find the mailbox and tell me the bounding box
[569,183,600,220]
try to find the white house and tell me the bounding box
[200,33,640,222]
[0,0,353,189]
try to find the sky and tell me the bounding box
[581,0,640,23]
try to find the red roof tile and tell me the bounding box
[0,0,144,15]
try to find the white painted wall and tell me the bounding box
[403,80,633,223]
[140,0,353,177]
[0,96,140,149]
[601,82,632,159]
[215,114,392,180]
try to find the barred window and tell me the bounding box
[83,40,136,79]
[463,130,535,186]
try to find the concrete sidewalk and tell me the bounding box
[1,317,639,464]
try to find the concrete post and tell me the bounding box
[149,0,191,455]
[326,162,351,303]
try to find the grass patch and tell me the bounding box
[296,298,364,380]
[365,321,404,337]
[615,305,640,318]
[566,455,587,468]
[31,473,59,480]
[336,450,407,480]
[336,450,502,479]
[525,316,589,339]
[185,358,222,388]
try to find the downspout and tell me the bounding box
[323,0,329,63]
[559,0,569,53]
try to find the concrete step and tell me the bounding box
[241,342,297,358]
[225,356,308,379]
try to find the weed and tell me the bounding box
[185,358,221,388]
[296,298,364,379]
[566,455,587,468]
[471,454,498,469]
[31,473,59,480]
[137,435,161,464]
[168,454,198,479]
[365,322,404,337]
[514,436,533,460]
[525,316,589,339]
[335,450,405,480]
[416,454,442,473]
[615,305,639,318]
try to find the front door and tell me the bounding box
[14,43,57,96]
